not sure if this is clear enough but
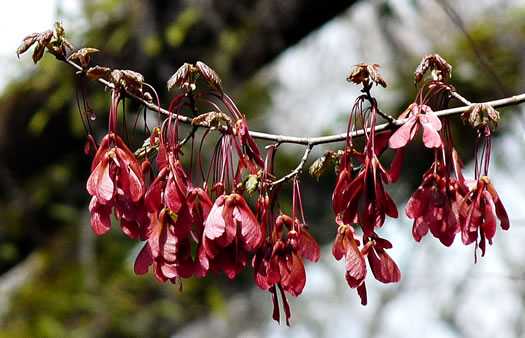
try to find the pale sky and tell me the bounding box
[0,0,80,92]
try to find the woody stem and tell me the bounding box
[270,144,313,187]
[67,58,525,146]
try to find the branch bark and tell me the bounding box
[67,58,525,146]
[271,144,313,186]
[64,57,525,183]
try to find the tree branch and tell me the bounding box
[448,89,472,106]
[65,58,525,146]
[251,93,525,145]
[65,57,525,183]
[270,144,313,187]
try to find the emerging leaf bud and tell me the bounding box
[69,48,99,68]
[167,63,192,92]
[110,69,144,97]
[461,103,500,129]
[414,53,452,84]
[196,61,224,94]
[347,63,387,88]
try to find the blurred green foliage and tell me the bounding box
[0,226,222,337]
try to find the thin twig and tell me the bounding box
[179,125,199,146]
[66,58,193,124]
[270,144,313,187]
[64,57,525,184]
[375,109,396,123]
[363,86,395,123]
[251,92,525,145]
[65,58,525,146]
[436,0,525,129]
[449,89,472,106]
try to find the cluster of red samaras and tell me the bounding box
[332,57,509,305]
[85,56,509,325]
[85,62,320,325]
[15,23,510,326]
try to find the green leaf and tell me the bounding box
[309,151,337,180]
[245,174,260,195]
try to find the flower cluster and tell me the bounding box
[405,149,464,247]
[460,125,509,260]
[77,61,322,324]
[390,63,509,260]
[332,217,400,305]
[253,178,320,325]
[331,70,402,304]
[329,57,509,305]
[80,63,268,288]
[87,89,149,239]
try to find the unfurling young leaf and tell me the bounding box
[110,69,144,96]
[309,151,338,180]
[17,30,53,64]
[347,63,387,88]
[70,48,99,68]
[55,21,66,40]
[16,33,38,58]
[134,137,159,162]
[414,53,452,84]
[46,22,73,58]
[17,22,73,63]
[55,21,73,49]
[196,61,224,94]
[192,111,232,130]
[167,63,193,91]
[461,103,500,129]
[86,66,111,81]
[32,43,45,64]
[245,174,260,195]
